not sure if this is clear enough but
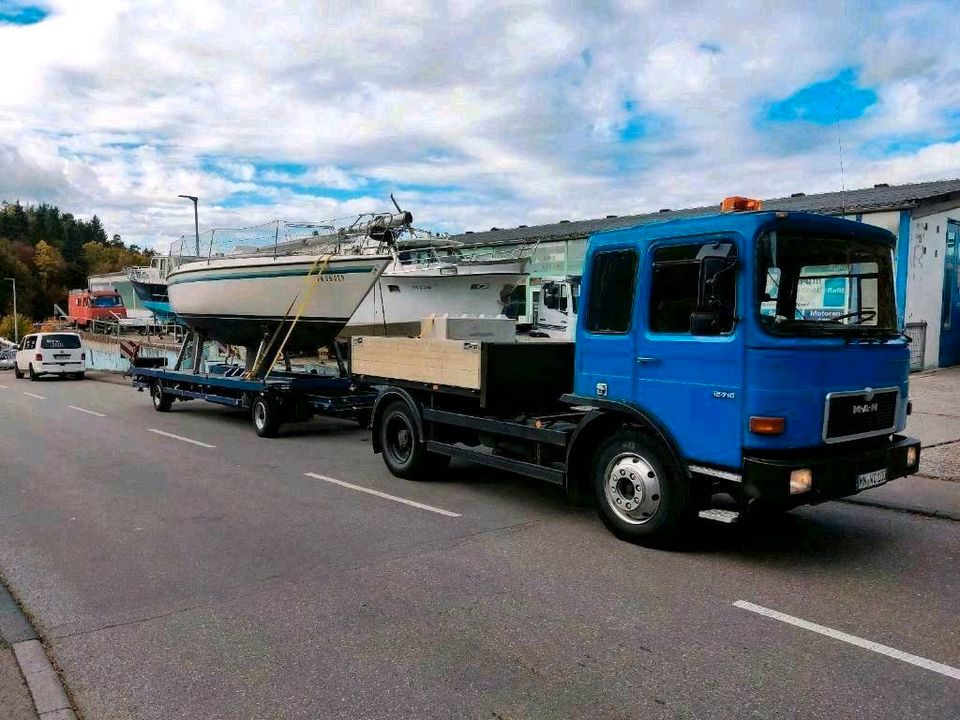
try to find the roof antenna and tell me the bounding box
[836,107,847,217]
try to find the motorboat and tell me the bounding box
[345,236,533,336]
[126,255,188,322]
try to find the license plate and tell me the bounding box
[54,354,68,359]
[856,468,888,491]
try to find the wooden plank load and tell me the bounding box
[351,315,575,411]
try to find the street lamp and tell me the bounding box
[3,277,17,344]
[178,194,200,257]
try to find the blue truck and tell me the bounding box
[366,199,922,545]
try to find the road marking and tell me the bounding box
[304,472,462,517]
[734,600,960,681]
[68,405,106,417]
[23,392,46,400]
[147,428,216,448]
[0,384,8,388]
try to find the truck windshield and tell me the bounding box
[757,231,898,337]
[92,295,122,307]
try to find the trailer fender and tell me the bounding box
[371,387,424,454]
[565,399,685,501]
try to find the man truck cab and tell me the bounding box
[370,200,920,545]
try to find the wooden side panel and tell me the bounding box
[351,336,482,389]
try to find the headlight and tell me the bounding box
[789,468,813,494]
[906,446,918,468]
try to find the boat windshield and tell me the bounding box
[757,231,898,337]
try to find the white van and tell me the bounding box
[15,332,86,380]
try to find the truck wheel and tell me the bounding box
[592,429,690,546]
[252,395,281,438]
[151,383,173,412]
[379,401,448,479]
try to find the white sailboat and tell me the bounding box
[166,212,404,351]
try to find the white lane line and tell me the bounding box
[146,428,216,448]
[23,392,46,400]
[734,600,960,681]
[0,384,8,388]
[68,405,106,417]
[304,472,462,517]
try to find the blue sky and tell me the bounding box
[0,0,958,249]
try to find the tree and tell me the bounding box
[34,240,66,288]
[0,313,31,342]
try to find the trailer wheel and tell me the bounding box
[151,383,173,412]
[379,401,448,479]
[252,395,281,438]
[592,429,690,546]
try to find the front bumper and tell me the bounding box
[742,434,920,505]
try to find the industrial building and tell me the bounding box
[453,179,960,370]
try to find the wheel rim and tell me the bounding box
[384,413,414,465]
[152,385,161,407]
[604,452,662,525]
[254,401,267,430]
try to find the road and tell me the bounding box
[0,375,958,719]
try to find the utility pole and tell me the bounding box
[3,277,17,344]
[178,195,200,256]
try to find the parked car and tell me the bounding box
[15,332,86,380]
[0,347,15,370]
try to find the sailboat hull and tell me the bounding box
[168,254,389,350]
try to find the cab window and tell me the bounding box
[585,250,638,333]
[649,242,737,334]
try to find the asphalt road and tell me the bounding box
[0,375,958,719]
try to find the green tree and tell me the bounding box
[0,313,31,342]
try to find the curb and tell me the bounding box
[0,583,77,720]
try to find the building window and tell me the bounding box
[585,250,638,333]
[650,242,736,334]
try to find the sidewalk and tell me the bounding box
[844,366,960,519]
[0,648,36,720]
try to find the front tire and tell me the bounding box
[151,383,173,412]
[592,429,691,546]
[252,395,280,438]
[378,400,448,479]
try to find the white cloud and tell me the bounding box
[0,0,957,251]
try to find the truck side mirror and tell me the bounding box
[690,310,722,336]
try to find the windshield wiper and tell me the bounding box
[826,309,877,324]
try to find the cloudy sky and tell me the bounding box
[1,0,958,249]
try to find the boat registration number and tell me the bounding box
[856,468,888,491]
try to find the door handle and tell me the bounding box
[636,356,660,365]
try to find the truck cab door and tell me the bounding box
[634,237,744,470]
[575,248,640,402]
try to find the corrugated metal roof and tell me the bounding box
[452,178,960,245]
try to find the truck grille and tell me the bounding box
[824,389,898,442]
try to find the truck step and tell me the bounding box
[698,508,741,524]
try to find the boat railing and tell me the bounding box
[171,212,413,262]
[392,239,539,269]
